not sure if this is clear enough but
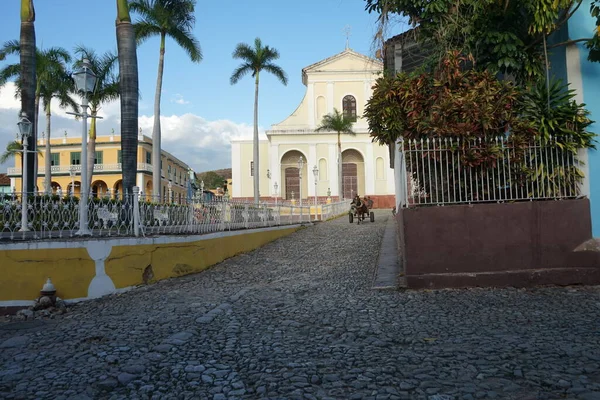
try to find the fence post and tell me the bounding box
[133,186,140,237]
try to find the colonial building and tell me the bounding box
[231,48,396,208]
[7,131,191,202]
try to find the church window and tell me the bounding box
[342,95,357,122]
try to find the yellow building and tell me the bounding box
[7,131,192,203]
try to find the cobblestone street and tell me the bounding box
[1,210,600,400]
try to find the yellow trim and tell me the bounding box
[0,227,298,302]
[106,228,297,288]
[0,248,95,301]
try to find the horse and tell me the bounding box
[351,199,369,224]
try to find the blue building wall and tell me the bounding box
[569,0,600,237]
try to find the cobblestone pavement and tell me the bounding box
[1,210,600,400]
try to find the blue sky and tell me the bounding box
[0,0,387,172]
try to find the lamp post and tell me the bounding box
[200,180,204,201]
[69,166,76,198]
[69,58,97,236]
[17,112,32,232]
[312,165,318,206]
[297,156,304,208]
[273,181,278,207]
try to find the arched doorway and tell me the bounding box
[91,180,108,198]
[67,181,81,197]
[280,150,306,200]
[342,149,365,199]
[50,182,61,195]
[113,180,123,198]
[145,180,153,202]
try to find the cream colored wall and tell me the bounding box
[272,51,382,131]
[273,93,309,128]
[237,141,270,198]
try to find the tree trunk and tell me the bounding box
[116,0,138,198]
[152,33,165,201]
[20,0,36,193]
[338,132,342,200]
[253,72,260,204]
[44,101,51,194]
[87,113,97,193]
[33,90,40,191]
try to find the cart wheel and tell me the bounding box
[349,213,353,223]
[370,212,375,222]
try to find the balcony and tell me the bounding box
[7,162,153,176]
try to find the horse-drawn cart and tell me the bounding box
[349,198,374,224]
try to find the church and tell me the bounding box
[230,47,395,208]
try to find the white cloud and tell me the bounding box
[171,93,189,105]
[0,82,257,173]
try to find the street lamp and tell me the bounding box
[312,165,318,206]
[297,156,304,208]
[69,166,76,198]
[273,181,278,206]
[69,58,97,236]
[17,112,32,232]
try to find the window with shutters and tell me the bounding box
[342,95,357,122]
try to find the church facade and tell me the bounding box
[230,48,396,208]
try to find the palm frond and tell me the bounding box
[168,26,202,62]
[316,109,356,135]
[263,63,288,85]
[232,43,255,61]
[230,63,253,85]
[134,19,163,44]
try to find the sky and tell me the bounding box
[0,0,393,173]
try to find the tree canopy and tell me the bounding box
[365,0,600,83]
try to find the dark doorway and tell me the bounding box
[285,167,300,200]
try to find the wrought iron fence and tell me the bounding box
[400,136,584,207]
[0,190,349,241]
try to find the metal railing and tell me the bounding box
[400,136,584,207]
[0,190,349,241]
[7,162,154,175]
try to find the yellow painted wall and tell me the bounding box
[0,226,299,303]
[107,227,297,288]
[0,247,95,301]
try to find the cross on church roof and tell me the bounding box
[343,25,352,50]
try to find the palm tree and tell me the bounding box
[0,140,42,164]
[0,40,73,192]
[116,0,139,196]
[73,47,120,191]
[230,38,288,203]
[130,0,202,201]
[39,68,79,193]
[20,0,36,193]
[316,109,356,199]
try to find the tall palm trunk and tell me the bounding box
[337,132,342,199]
[44,101,51,194]
[253,72,260,204]
[116,0,139,198]
[87,114,97,193]
[152,33,165,200]
[33,87,40,190]
[20,0,36,193]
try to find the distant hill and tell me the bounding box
[203,168,232,179]
[194,168,232,190]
